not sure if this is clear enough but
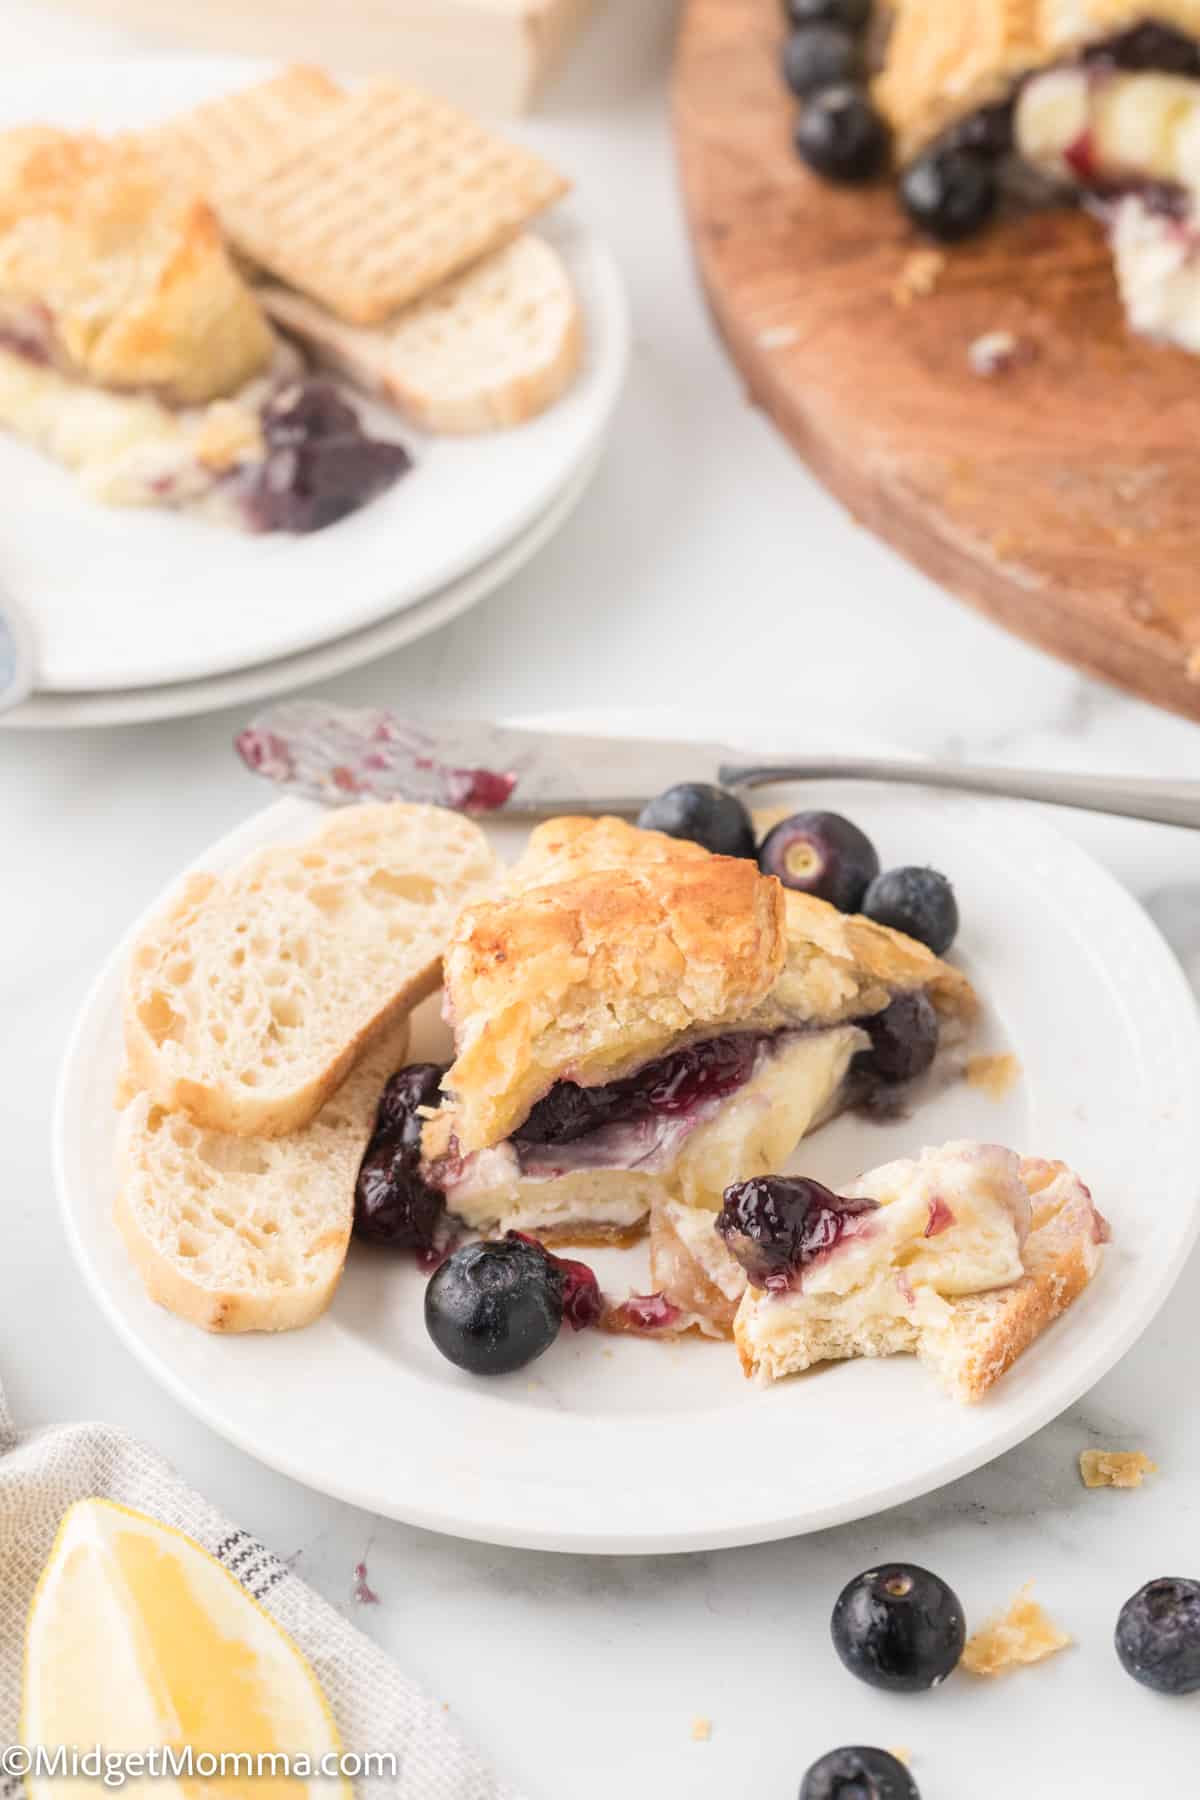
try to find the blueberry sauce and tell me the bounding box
[233,381,411,534]
[507,1232,603,1330]
[924,1195,955,1238]
[716,1175,879,1290]
[353,1063,450,1258]
[514,1035,769,1148]
[605,1292,684,1333]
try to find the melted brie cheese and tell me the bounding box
[0,341,287,515]
[736,1142,1031,1381]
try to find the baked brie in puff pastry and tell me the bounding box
[722,1142,1107,1401]
[418,818,977,1263]
[876,1,1200,353]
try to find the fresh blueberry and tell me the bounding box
[509,1232,604,1330]
[800,1745,920,1800]
[795,86,891,183]
[832,1563,965,1692]
[900,147,997,240]
[716,1175,878,1289]
[1115,1578,1200,1695]
[863,867,958,955]
[757,810,880,911]
[782,24,861,97]
[785,0,872,32]
[637,783,756,858]
[425,1238,564,1375]
[855,992,940,1086]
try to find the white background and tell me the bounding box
[5,1,1200,1793]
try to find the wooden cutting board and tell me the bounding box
[673,0,1200,723]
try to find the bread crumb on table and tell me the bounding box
[691,1717,712,1742]
[892,249,946,305]
[965,1052,1022,1100]
[1079,1449,1157,1489]
[962,1584,1071,1676]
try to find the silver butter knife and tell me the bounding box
[236,702,1200,831]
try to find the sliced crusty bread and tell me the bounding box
[123,803,495,1140]
[735,1158,1107,1402]
[917,1157,1107,1402]
[115,1022,408,1333]
[259,234,583,434]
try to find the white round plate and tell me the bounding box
[1,448,600,730]
[0,58,629,694]
[55,712,1200,1552]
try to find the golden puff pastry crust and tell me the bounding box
[0,128,274,404]
[876,0,1200,159]
[749,890,978,1033]
[428,818,788,1155]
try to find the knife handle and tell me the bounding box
[719,757,1200,832]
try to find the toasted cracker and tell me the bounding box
[149,65,342,206]
[218,79,570,324]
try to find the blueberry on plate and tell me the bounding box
[832,1563,965,1692]
[785,0,872,32]
[782,24,861,97]
[354,1062,449,1252]
[757,810,880,911]
[1115,1577,1200,1695]
[795,86,891,183]
[862,867,958,955]
[855,991,940,1086]
[800,1746,920,1800]
[425,1237,565,1375]
[354,1132,446,1252]
[637,783,756,858]
[900,147,997,241]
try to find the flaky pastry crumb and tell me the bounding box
[962,1584,1070,1676]
[1079,1449,1157,1490]
[965,1051,1022,1100]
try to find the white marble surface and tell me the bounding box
[5,1,1200,1792]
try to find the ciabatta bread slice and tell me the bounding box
[115,1023,408,1333]
[733,1148,1108,1402]
[123,803,495,1139]
[259,234,582,434]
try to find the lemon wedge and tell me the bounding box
[23,1499,349,1799]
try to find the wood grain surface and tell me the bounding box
[673,0,1200,723]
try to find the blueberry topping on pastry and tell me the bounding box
[355,1063,449,1253]
[716,1175,879,1289]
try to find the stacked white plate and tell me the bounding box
[0,59,630,730]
